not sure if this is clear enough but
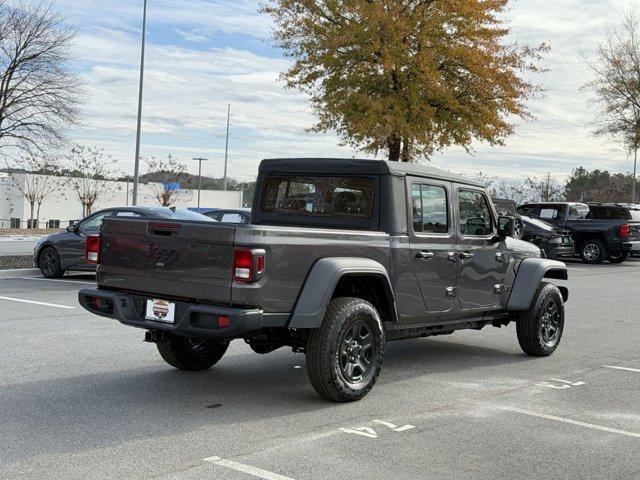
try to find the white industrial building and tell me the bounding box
[0,172,244,229]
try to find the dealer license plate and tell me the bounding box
[145,299,176,323]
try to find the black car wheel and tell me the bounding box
[608,251,629,264]
[516,282,565,357]
[512,216,524,240]
[306,297,385,402]
[157,334,229,370]
[579,239,607,264]
[38,246,64,278]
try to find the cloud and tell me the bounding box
[19,0,640,183]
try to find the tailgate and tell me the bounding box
[97,218,236,304]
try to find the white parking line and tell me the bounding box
[3,277,95,285]
[603,365,640,373]
[204,456,295,480]
[501,407,640,438]
[0,296,75,309]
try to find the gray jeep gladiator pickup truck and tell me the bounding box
[79,158,569,402]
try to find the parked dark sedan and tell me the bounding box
[34,206,214,278]
[521,215,575,258]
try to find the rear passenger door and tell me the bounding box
[408,178,457,314]
[455,187,504,311]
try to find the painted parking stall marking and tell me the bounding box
[340,419,415,438]
[501,407,640,439]
[536,378,586,389]
[204,456,296,480]
[0,296,75,309]
[603,365,640,373]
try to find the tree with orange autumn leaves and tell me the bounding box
[263,0,548,161]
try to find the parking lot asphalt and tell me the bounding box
[1,260,639,480]
[0,239,37,256]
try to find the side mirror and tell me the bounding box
[66,225,74,233]
[497,216,514,239]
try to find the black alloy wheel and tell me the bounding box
[39,247,64,278]
[339,320,376,384]
[539,297,561,349]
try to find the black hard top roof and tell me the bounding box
[259,158,483,187]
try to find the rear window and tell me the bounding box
[539,206,563,220]
[260,175,375,220]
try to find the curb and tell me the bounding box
[0,268,40,279]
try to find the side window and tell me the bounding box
[78,211,112,231]
[411,183,448,234]
[568,205,588,220]
[458,190,494,236]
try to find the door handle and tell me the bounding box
[416,251,435,260]
[459,252,475,260]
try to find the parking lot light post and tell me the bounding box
[132,0,148,206]
[192,157,208,209]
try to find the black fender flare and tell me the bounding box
[507,258,568,311]
[288,257,395,329]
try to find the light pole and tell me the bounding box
[192,157,208,209]
[223,103,231,190]
[132,0,148,206]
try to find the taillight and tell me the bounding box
[86,235,101,264]
[620,224,631,238]
[233,248,266,283]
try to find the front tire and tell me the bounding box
[516,282,565,357]
[306,297,385,402]
[608,251,629,264]
[579,239,607,264]
[38,247,64,278]
[157,334,229,370]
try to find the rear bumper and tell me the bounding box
[545,245,575,258]
[625,240,640,252]
[78,289,282,338]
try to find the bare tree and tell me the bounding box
[67,146,119,216]
[5,153,61,228]
[0,1,82,155]
[584,10,640,203]
[144,154,187,207]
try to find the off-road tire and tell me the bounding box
[157,334,229,370]
[306,297,385,402]
[516,282,564,357]
[38,246,64,278]
[608,251,629,264]
[579,238,607,264]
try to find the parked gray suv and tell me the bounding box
[79,158,569,402]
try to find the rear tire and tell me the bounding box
[38,246,64,278]
[608,251,629,264]
[516,282,565,357]
[579,239,607,264]
[157,334,229,370]
[306,297,385,402]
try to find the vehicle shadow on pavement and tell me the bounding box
[2,336,529,463]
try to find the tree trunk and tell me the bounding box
[36,201,42,229]
[29,202,35,229]
[633,146,638,204]
[401,138,411,162]
[387,135,401,162]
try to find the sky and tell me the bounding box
[17,0,640,182]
